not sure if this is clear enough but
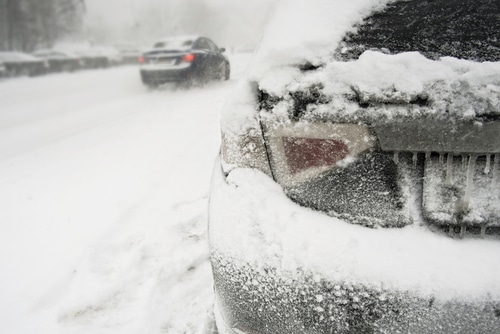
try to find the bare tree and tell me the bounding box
[0,0,85,51]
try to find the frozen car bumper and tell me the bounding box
[208,158,500,334]
[140,63,194,83]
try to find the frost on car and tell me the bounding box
[208,0,500,333]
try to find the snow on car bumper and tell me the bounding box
[208,158,500,333]
[140,64,193,83]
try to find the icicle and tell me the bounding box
[412,152,418,168]
[484,155,491,175]
[494,154,499,181]
[461,154,467,171]
[425,152,431,166]
[446,153,453,185]
[439,153,444,165]
[393,151,399,164]
[462,155,477,210]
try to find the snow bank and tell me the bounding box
[0,53,254,333]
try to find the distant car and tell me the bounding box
[92,46,123,67]
[32,49,84,73]
[139,35,230,88]
[68,48,111,69]
[208,0,500,333]
[0,52,48,77]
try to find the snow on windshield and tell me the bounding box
[259,51,500,122]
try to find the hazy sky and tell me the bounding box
[84,0,278,47]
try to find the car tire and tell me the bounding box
[219,62,230,81]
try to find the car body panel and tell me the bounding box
[32,49,83,72]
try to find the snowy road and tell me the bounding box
[0,54,251,333]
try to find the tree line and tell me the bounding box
[0,0,85,52]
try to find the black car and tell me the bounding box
[139,35,230,88]
[0,52,48,77]
[208,0,500,333]
[78,51,109,69]
[32,49,84,73]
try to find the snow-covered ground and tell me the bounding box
[0,53,252,333]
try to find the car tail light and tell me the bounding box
[138,55,145,63]
[282,137,349,174]
[262,122,375,186]
[182,53,196,62]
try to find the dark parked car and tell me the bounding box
[0,52,48,77]
[208,0,500,333]
[69,47,117,69]
[139,35,230,88]
[32,49,84,72]
[92,46,123,67]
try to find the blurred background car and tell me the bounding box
[139,35,230,88]
[92,46,123,67]
[0,52,48,77]
[32,49,84,73]
[208,0,500,333]
[69,47,115,69]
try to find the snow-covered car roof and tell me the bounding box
[0,52,42,62]
[33,49,79,58]
[250,0,391,77]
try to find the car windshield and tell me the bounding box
[339,0,500,62]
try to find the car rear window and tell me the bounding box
[153,40,193,49]
[339,0,500,62]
